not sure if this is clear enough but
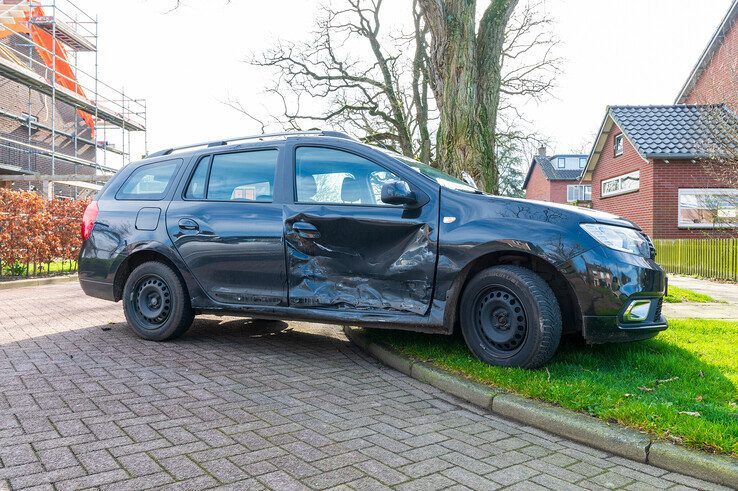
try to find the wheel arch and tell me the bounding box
[113,247,191,302]
[443,250,583,337]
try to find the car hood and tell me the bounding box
[466,193,641,230]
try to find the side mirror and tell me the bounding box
[461,171,479,190]
[381,180,418,207]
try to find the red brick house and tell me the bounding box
[523,149,590,204]
[581,1,738,239]
[676,0,738,112]
[581,105,738,239]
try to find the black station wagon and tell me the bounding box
[79,130,667,368]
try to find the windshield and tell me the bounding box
[381,151,480,193]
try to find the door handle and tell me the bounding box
[178,218,200,231]
[292,221,320,239]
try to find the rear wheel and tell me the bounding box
[123,261,194,341]
[459,265,562,368]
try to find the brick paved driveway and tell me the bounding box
[0,283,727,490]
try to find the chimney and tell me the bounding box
[538,145,547,157]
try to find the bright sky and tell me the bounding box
[73,0,733,163]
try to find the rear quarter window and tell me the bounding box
[116,159,182,200]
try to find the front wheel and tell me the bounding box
[122,261,194,341]
[459,265,562,368]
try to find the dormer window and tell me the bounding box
[579,157,587,169]
[557,157,566,169]
[614,134,624,157]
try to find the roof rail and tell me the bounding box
[146,130,354,158]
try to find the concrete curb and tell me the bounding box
[0,274,78,291]
[343,326,738,488]
[648,442,738,487]
[492,393,649,463]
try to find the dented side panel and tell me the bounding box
[284,204,439,315]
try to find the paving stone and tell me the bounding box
[0,283,714,490]
[258,470,307,491]
[442,466,503,490]
[158,455,205,481]
[117,452,163,477]
[395,472,457,491]
[302,466,364,489]
[590,470,636,489]
[354,459,409,485]
[486,463,540,486]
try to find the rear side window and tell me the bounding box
[185,150,278,202]
[185,156,210,200]
[116,160,180,200]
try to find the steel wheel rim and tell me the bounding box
[130,274,172,329]
[474,286,528,356]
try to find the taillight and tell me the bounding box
[81,201,99,240]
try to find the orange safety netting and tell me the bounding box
[0,2,95,136]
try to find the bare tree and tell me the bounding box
[417,0,518,193]
[229,0,559,191]
[234,0,431,160]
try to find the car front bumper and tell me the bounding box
[563,245,668,344]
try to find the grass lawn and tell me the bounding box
[366,319,738,456]
[1,260,77,279]
[664,285,719,303]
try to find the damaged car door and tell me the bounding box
[284,145,439,315]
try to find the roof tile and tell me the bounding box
[610,105,738,159]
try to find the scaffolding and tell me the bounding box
[0,0,146,198]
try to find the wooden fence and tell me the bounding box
[653,238,738,282]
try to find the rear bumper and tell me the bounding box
[79,277,115,302]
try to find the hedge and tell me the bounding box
[0,189,89,277]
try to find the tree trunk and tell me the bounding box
[419,0,517,193]
[476,0,517,194]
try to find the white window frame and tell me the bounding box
[557,157,566,169]
[601,170,639,198]
[614,134,624,157]
[579,157,587,169]
[678,188,738,229]
[567,184,592,202]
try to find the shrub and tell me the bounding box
[0,189,90,275]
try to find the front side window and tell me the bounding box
[117,159,180,200]
[678,188,738,228]
[614,134,624,157]
[185,150,278,201]
[601,170,639,198]
[295,147,401,205]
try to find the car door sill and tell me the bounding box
[197,303,443,332]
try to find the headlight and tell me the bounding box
[580,223,651,257]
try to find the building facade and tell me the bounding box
[582,0,738,239]
[582,105,737,239]
[0,0,146,198]
[523,149,590,205]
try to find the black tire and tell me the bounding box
[122,261,194,341]
[459,265,562,368]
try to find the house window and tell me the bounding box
[601,170,639,198]
[567,185,592,202]
[678,189,738,228]
[579,157,587,169]
[557,157,566,169]
[614,134,624,157]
